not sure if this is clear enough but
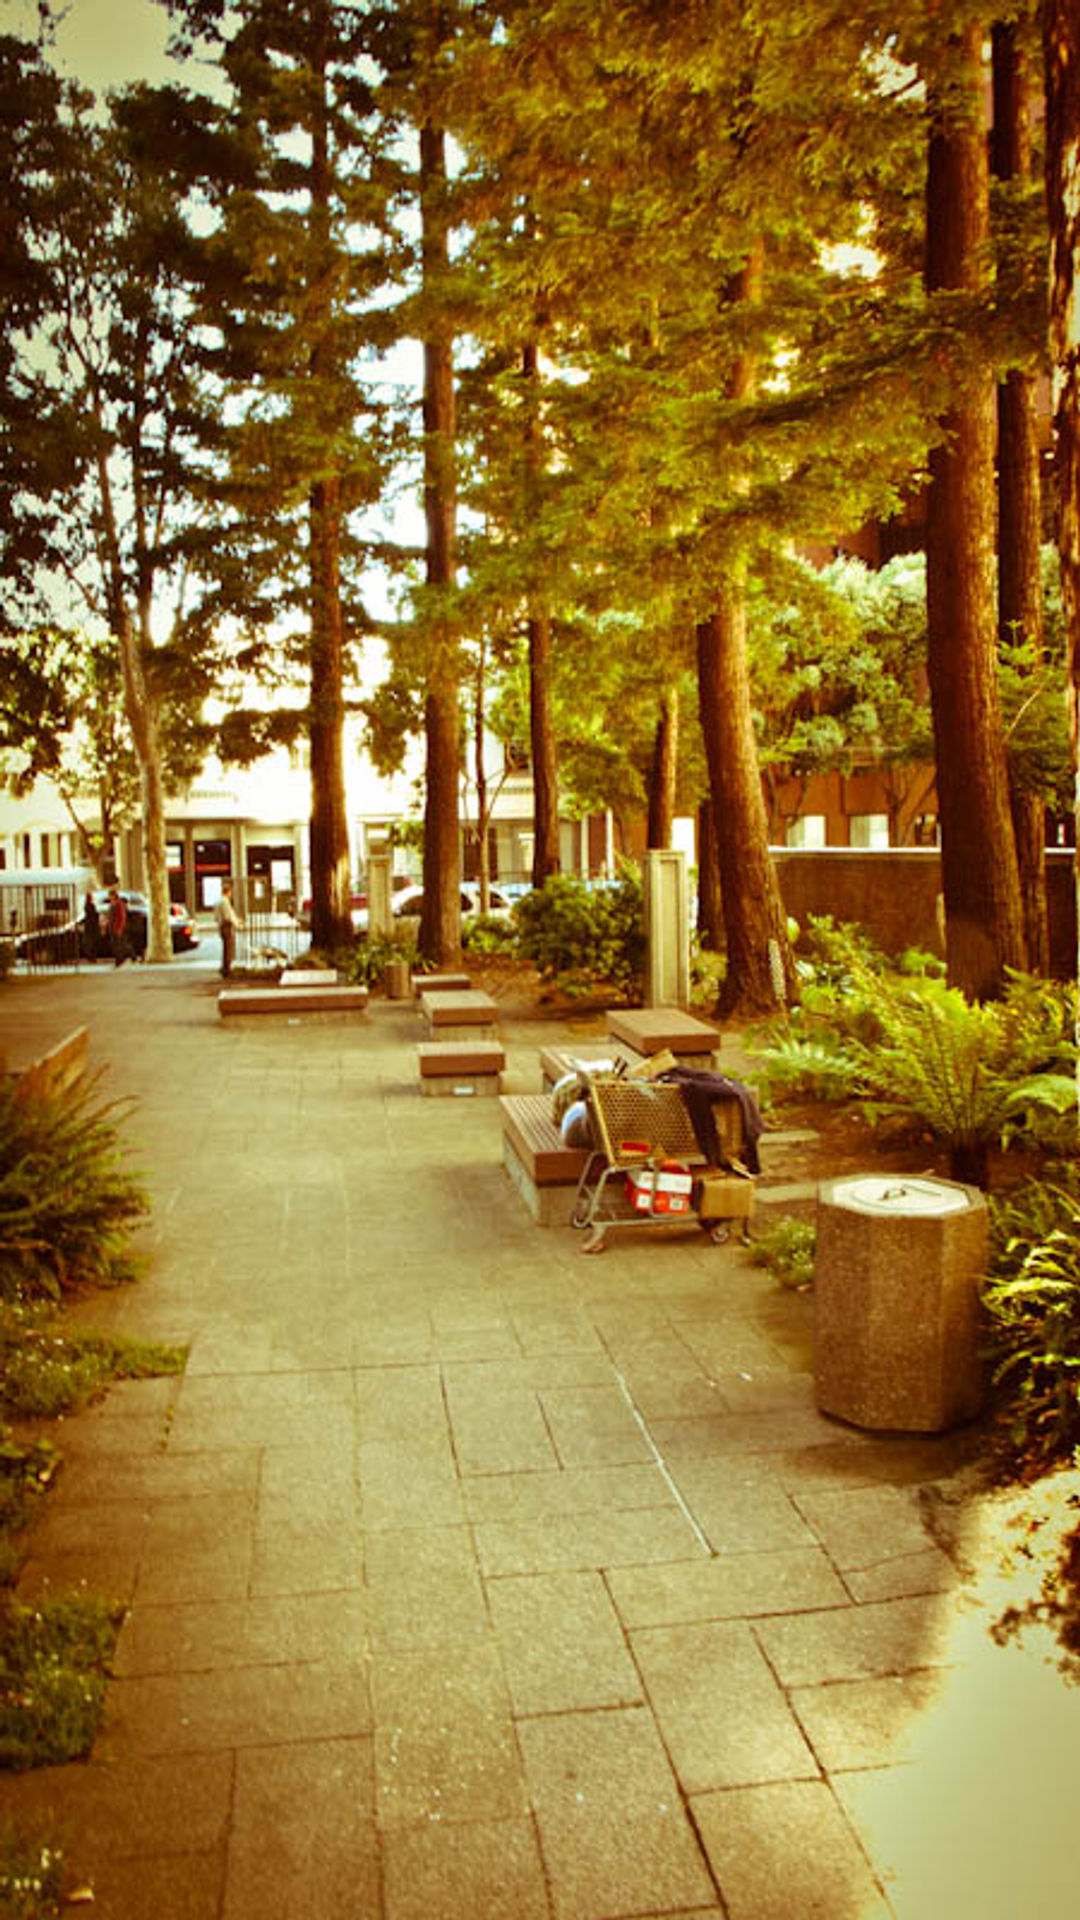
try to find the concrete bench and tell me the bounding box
[7,1026,90,1103]
[218,985,369,1022]
[500,1093,591,1227]
[412,972,471,996]
[606,1006,720,1062]
[279,968,340,988]
[418,1039,506,1097]
[419,988,498,1042]
[539,1043,628,1092]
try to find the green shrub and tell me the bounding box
[983,1172,1080,1472]
[751,936,1077,1187]
[342,931,417,987]
[462,912,517,956]
[0,1594,121,1772]
[0,1301,185,1422]
[0,1075,149,1301]
[515,870,644,998]
[750,1216,816,1289]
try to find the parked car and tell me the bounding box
[389,883,514,925]
[89,891,199,957]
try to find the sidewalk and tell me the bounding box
[2,965,1076,1918]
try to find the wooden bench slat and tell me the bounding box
[418,1040,506,1076]
[606,1007,719,1056]
[219,986,368,1016]
[500,1093,589,1185]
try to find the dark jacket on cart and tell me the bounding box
[657,1067,764,1174]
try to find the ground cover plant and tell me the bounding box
[0,1823,66,1919]
[983,1171,1080,1477]
[0,1594,122,1773]
[749,1216,817,1291]
[515,869,645,1000]
[749,917,1077,1188]
[0,1074,149,1300]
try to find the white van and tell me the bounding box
[0,866,99,957]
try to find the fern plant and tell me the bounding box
[984,1175,1080,1470]
[751,936,1077,1189]
[0,1074,148,1300]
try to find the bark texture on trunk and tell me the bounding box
[1043,0,1080,1019]
[698,599,797,1017]
[419,106,461,966]
[307,18,352,954]
[647,686,679,849]
[523,341,560,886]
[696,243,796,1018]
[309,472,352,951]
[993,21,1047,973]
[924,25,1025,998]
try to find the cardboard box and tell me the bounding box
[626,1167,693,1215]
[695,1171,755,1221]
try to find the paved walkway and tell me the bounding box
[2,964,1077,1918]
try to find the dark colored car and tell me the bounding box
[90,891,199,957]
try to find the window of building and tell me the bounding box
[785,814,827,849]
[849,813,889,849]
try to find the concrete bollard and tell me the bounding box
[814,1174,988,1432]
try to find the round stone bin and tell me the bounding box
[815,1174,988,1432]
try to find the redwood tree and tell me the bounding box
[993,17,1049,973]
[923,21,1026,997]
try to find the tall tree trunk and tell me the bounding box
[419,103,461,966]
[993,21,1048,974]
[696,794,723,952]
[522,340,560,885]
[307,15,352,952]
[697,245,796,1019]
[647,686,679,848]
[924,24,1025,999]
[1043,0,1080,1029]
[308,472,352,951]
[698,598,797,1017]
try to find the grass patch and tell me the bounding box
[750,1216,817,1290]
[0,1594,121,1773]
[0,1300,185,1423]
[0,1822,66,1918]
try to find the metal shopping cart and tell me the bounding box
[570,1073,754,1255]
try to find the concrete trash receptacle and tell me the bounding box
[815,1174,988,1432]
[383,959,410,1000]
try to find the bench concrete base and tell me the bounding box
[418,1039,505,1097]
[500,1093,590,1227]
[218,985,369,1021]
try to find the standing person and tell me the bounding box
[106,887,129,967]
[215,879,240,978]
[83,888,100,961]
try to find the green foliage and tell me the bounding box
[0,1823,65,1919]
[0,1431,57,1547]
[752,924,1077,1186]
[0,1595,121,1772]
[750,1217,817,1291]
[462,912,516,957]
[340,931,417,987]
[0,1076,149,1301]
[0,1301,184,1423]
[515,871,644,999]
[984,1173,1080,1473]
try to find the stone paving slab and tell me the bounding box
[692,1779,893,1920]
[630,1617,819,1792]
[517,1706,716,1919]
[5,968,1073,1916]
